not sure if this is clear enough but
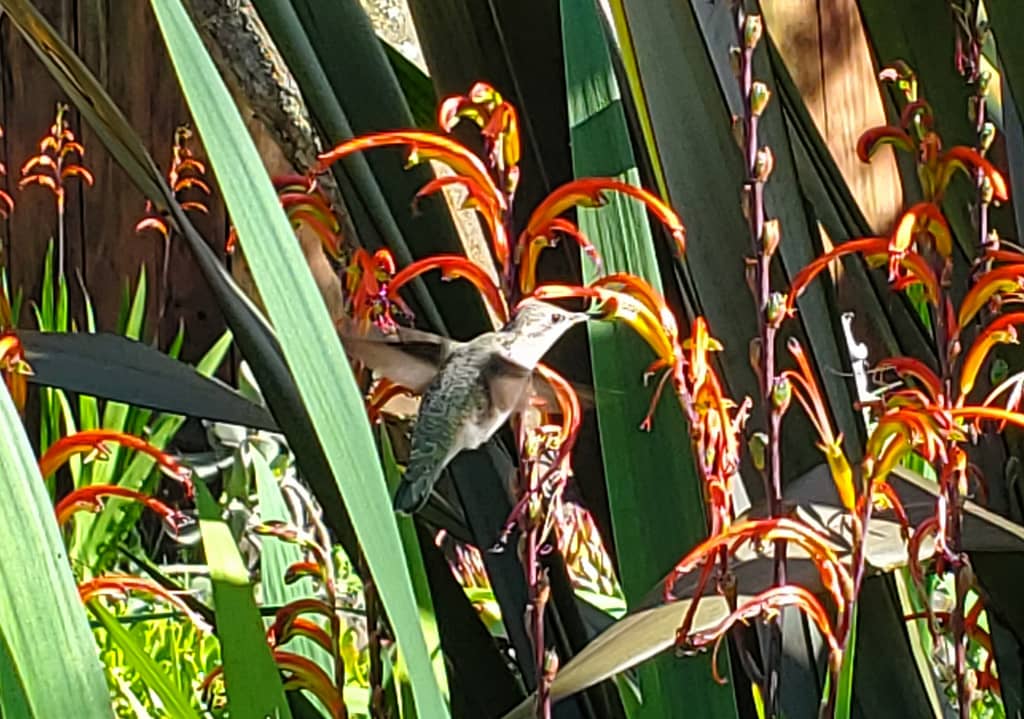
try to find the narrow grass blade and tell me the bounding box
[150,2,450,715]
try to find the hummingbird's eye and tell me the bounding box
[551,312,565,323]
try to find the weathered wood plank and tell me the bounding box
[77,1,228,357]
[764,0,903,233]
[2,0,82,321]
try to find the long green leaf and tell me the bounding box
[0,381,111,717]
[562,2,737,718]
[149,3,449,715]
[20,330,276,430]
[197,483,292,718]
[379,427,447,701]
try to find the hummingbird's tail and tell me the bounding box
[393,474,433,514]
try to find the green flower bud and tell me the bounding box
[750,81,771,117]
[743,14,763,49]
[772,376,791,413]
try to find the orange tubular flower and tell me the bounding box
[416,175,508,267]
[681,585,841,669]
[315,131,506,213]
[938,146,1009,203]
[365,378,417,424]
[876,356,943,404]
[541,284,679,373]
[0,331,32,414]
[891,202,952,261]
[266,614,334,654]
[664,517,852,614]
[959,314,1024,399]
[38,429,193,496]
[856,126,915,162]
[534,363,581,446]
[786,238,938,316]
[948,405,1024,433]
[783,339,855,511]
[517,218,603,294]
[439,82,521,186]
[957,264,1024,330]
[203,651,344,718]
[79,575,208,629]
[56,485,187,531]
[522,178,686,258]
[0,126,13,218]
[283,560,328,586]
[345,247,402,332]
[388,254,508,322]
[593,274,680,349]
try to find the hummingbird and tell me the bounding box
[340,299,589,513]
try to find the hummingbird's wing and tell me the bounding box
[483,355,536,414]
[338,324,458,393]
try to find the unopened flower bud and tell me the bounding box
[990,357,1009,385]
[729,46,743,79]
[750,81,771,117]
[744,257,758,296]
[771,376,791,413]
[748,432,768,471]
[929,584,954,614]
[767,291,787,326]
[543,648,559,683]
[731,115,745,149]
[979,121,996,154]
[979,70,992,97]
[741,186,753,221]
[754,146,774,182]
[749,337,762,379]
[762,217,780,257]
[743,14,763,49]
[980,175,994,205]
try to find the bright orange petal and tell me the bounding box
[939,146,1009,202]
[39,430,193,496]
[316,131,505,212]
[856,126,915,163]
[388,255,508,322]
[523,178,685,256]
[958,265,1024,330]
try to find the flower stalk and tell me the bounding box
[732,2,786,710]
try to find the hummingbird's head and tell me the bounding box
[501,298,589,366]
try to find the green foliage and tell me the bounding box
[148,2,449,716]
